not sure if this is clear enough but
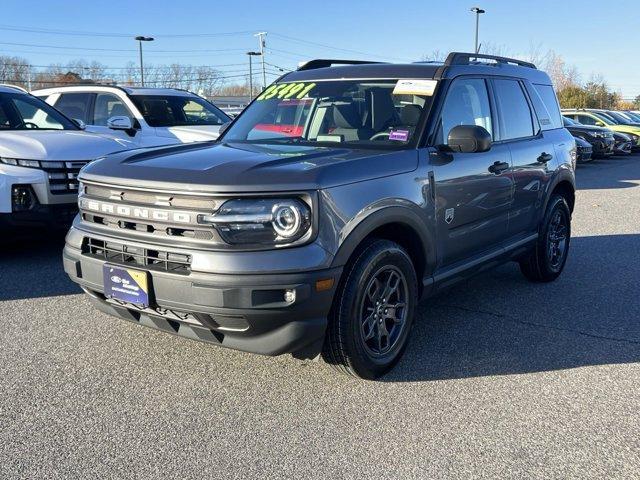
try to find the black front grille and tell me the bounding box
[42,161,88,195]
[82,238,191,274]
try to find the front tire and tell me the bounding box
[519,194,571,282]
[322,239,418,379]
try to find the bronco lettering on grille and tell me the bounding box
[79,198,192,224]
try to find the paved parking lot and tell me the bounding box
[1,155,639,479]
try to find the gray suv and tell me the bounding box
[63,53,576,379]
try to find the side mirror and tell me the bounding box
[107,116,133,130]
[72,118,86,130]
[446,125,492,153]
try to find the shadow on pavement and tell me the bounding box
[0,232,80,301]
[384,234,640,382]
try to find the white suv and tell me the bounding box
[33,86,231,147]
[0,85,135,230]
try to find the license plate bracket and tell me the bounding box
[103,264,150,308]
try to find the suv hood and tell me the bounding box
[156,125,221,142]
[79,141,419,192]
[0,130,135,160]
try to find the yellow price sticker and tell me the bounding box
[257,82,317,101]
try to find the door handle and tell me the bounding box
[488,161,509,174]
[537,152,553,163]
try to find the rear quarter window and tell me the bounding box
[533,84,563,130]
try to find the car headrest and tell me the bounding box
[110,104,130,117]
[401,104,422,126]
[332,103,361,129]
[368,88,400,131]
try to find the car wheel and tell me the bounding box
[519,194,571,282]
[322,239,418,379]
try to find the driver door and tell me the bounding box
[429,77,513,268]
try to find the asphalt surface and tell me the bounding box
[1,155,640,479]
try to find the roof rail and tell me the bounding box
[0,83,28,93]
[296,59,383,71]
[444,52,536,69]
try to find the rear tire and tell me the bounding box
[519,194,571,282]
[322,239,418,379]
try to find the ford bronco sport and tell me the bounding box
[63,53,576,379]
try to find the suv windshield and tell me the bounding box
[129,95,229,127]
[0,92,77,131]
[223,79,433,148]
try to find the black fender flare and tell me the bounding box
[330,205,435,276]
[541,167,576,217]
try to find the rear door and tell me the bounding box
[430,77,513,268]
[490,78,553,239]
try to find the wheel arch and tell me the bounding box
[331,206,435,294]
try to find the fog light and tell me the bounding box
[11,185,37,212]
[284,289,296,303]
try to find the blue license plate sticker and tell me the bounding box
[103,265,149,307]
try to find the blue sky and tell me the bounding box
[1,0,638,98]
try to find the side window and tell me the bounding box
[54,93,92,124]
[493,79,535,140]
[533,84,563,129]
[575,114,596,126]
[437,78,492,144]
[94,93,133,126]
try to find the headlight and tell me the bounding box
[199,198,312,246]
[592,132,605,138]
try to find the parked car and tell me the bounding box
[574,136,593,163]
[562,108,640,150]
[0,85,134,230]
[63,53,576,379]
[33,86,231,147]
[612,131,633,155]
[617,111,640,123]
[562,116,614,157]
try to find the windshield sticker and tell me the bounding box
[389,129,410,142]
[257,82,317,101]
[393,79,438,96]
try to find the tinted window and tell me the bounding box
[437,78,492,144]
[94,93,133,126]
[533,84,563,129]
[494,79,535,140]
[55,93,93,124]
[129,95,229,127]
[574,114,598,126]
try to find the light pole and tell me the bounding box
[135,36,154,86]
[470,7,485,54]
[246,51,261,98]
[254,32,267,90]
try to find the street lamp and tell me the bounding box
[470,7,485,54]
[246,51,262,98]
[135,36,154,87]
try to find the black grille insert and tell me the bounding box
[83,238,191,274]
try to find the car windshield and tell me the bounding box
[129,94,229,127]
[594,112,617,124]
[0,92,77,131]
[222,79,434,148]
[607,111,634,124]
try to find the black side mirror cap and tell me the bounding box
[446,125,492,153]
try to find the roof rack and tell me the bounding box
[444,52,536,69]
[296,59,383,71]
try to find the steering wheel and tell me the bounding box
[21,122,40,129]
[369,131,391,141]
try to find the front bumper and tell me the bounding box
[0,203,77,229]
[63,234,342,358]
[591,138,615,157]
